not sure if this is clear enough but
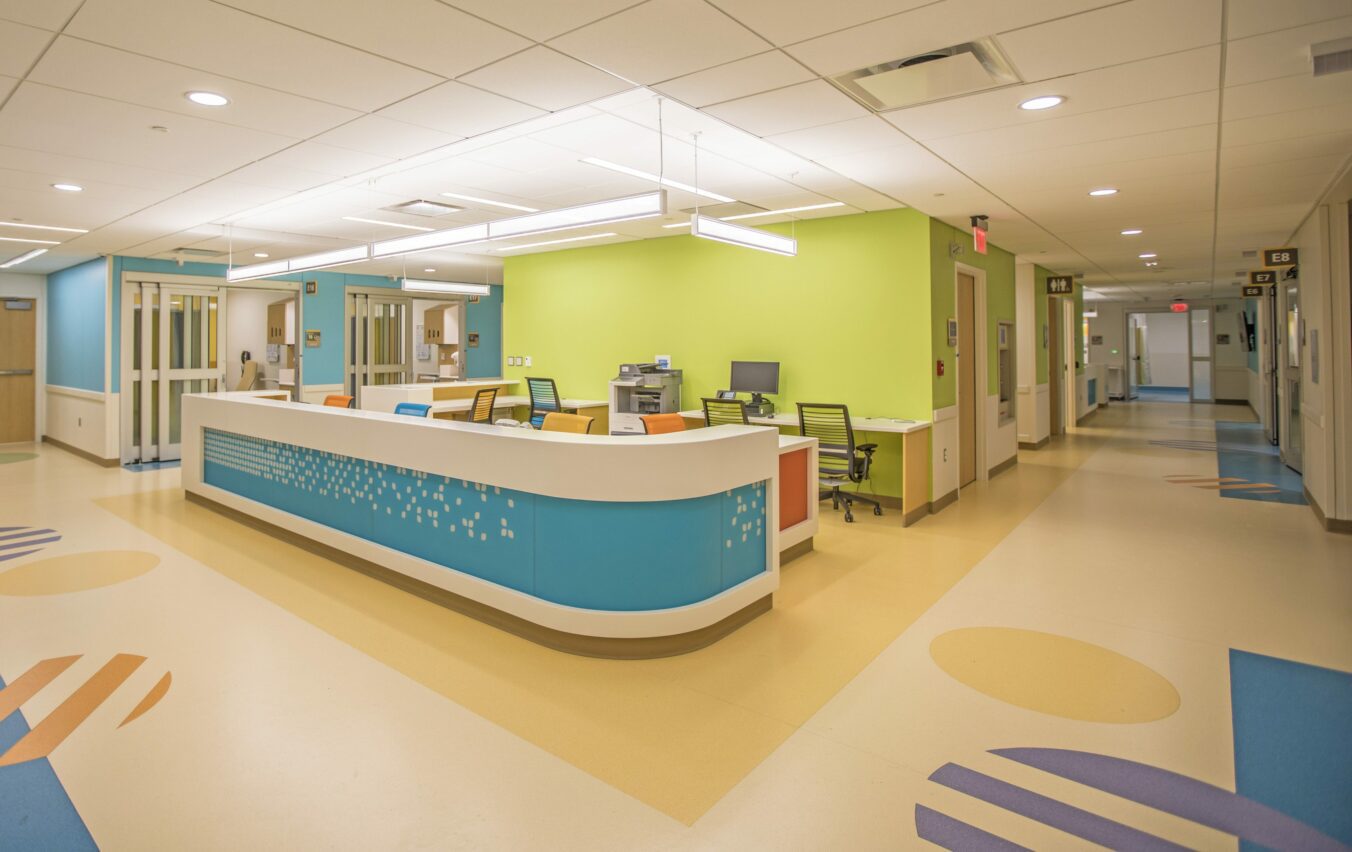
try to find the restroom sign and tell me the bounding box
[1047,275,1074,294]
[1263,247,1298,266]
[1250,270,1277,285]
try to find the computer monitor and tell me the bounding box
[729,361,779,400]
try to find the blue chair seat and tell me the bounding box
[393,402,432,418]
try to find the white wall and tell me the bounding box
[0,271,46,441]
[1211,300,1250,402]
[1139,312,1189,387]
[225,288,284,389]
[1015,262,1049,446]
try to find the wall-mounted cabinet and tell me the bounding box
[266,299,295,345]
[422,304,459,345]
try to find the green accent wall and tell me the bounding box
[502,209,933,498]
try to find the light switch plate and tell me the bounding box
[524,356,532,367]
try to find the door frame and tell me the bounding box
[1123,307,1195,403]
[954,262,989,484]
[0,295,39,444]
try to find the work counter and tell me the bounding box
[181,392,816,657]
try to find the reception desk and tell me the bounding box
[181,392,813,657]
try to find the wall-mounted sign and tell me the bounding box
[1216,333,1231,345]
[1241,284,1266,297]
[305,280,317,294]
[1091,334,1104,345]
[946,317,958,347]
[1263,247,1298,266]
[1250,270,1277,285]
[304,329,321,348]
[467,332,479,348]
[1047,275,1074,294]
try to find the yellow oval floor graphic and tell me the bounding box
[0,550,160,596]
[0,452,38,464]
[930,627,1180,723]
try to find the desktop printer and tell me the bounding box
[609,363,683,435]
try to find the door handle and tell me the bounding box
[0,368,35,376]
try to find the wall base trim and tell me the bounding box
[902,503,929,526]
[186,491,772,658]
[930,488,958,515]
[988,455,1017,478]
[42,435,118,467]
[1018,436,1049,450]
[781,537,813,565]
[1305,488,1352,534]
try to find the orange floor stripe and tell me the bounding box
[119,672,172,728]
[0,655,82,722]
[0,654,146,767]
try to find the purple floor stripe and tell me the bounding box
[0,536,60,552]
[0,529,53,542]
[0,549,43,563]
[993,748,1351,852]
[915,804,1030,851]
[930,763,1188,851]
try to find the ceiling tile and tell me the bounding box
[654,50,813,107]
[458,47,633,112]
[703,80,868,137]
[549,0,769,84]
[1225,16,1352,86]
[1227,0,1350,39]
[0,144,200,193]
[214,0,529,79]
[1223,101,1352,147]
[1220,131,1352,169]
[65,0,442,112]
[0,75,17,102]
[446,0,643,42]
[1223,72,1352,122]
[377,81,545,137]
[28,36,360,140]
[705,0,933,46]
[998,0,1221,81]
[0,17,50,77]
[312,115,462,161]
[0,0,83,31]
[766,115,907,161]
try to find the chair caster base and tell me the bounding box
[873,506,883,516]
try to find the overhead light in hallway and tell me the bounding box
[227,244,370,282]
[424,267,436,272]
[0,220,89,233]
[1019,95,1065,110]
[580,157,735,204]
[186,91,230,107]
[1139,252,1157,258]
[1088,188,1118,196]
[692,214,797,257]
[1121,228,1143,235]
[721,202,846,221]
[0,235,60,245]
[401,279,490,295]
[342,216,435,232]
[495,232,618,252]
[52,183,83,192]
[439,192,538,213]
[253,252,269,258]
[0,247,47,268]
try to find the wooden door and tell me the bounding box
[957,272,976,486]
[1048,297,1062,435]
[0,298,37,443]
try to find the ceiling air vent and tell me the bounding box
[1312,37,1352,76]
[383,199,464,217]
[830,37,1020,111]
[1241,250,1258,258]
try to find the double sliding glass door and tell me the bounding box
[347,292,413,404]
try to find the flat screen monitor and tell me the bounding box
[729,361,779,395]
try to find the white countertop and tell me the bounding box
[679,409,930,434]
[377,378,518,391]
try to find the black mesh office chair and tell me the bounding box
[797,402,881,523]
[702,397,749,426]
[526,377,561,428]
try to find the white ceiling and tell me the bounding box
[0,0,1349,301]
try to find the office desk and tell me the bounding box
[425,395,609,432]
[679,409,932,526]
[359,379,518,414]
[182,392,784,657]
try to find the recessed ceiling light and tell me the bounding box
[1139,252,1157,258]
[342,216,435,232]
[52,183,83,192]
[1120,228,1143,235]
[1088,188,1118,197]
[0,220,88,233]
[253,252,269,258]
[423,268,436,273]
[186,91,229,107]
[439,192,538,213]
[1019,95,1065,111]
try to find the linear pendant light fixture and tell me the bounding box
[580,158,734,204]
[227,244,370,282]
[0,247,48,268]
[692,214,796,256]
[401,279,490,295]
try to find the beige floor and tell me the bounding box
[1,401,1349,849]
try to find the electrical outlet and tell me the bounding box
[524,356,532,367]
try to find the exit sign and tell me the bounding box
[973,225,988,255]
[1047,275,1074,294]
[1263,247,1298,266]
[1170,302,1189,313]
[1250,269,1277,285]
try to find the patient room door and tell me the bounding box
[346,292,413,405]
[957,272,977,487]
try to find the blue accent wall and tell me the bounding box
[109,257,503,391]
[202,429,766,611]
[46,259,106,392]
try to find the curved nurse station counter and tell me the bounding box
[181,392,816,658]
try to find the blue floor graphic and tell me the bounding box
[1138,386,1190,402]
[124,459,181,472]
[1214,421,1305,505]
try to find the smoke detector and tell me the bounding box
[383,199,464,217]
[830,37,1020,111]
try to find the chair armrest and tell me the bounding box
[856,443,878,455]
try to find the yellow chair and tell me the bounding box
[641,413,686,434]
[235,360,260,391]
[469,387,498,423]
[541,412,593,434]
[702,397,749,427]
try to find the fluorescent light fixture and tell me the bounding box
[342,216,434,232]
[1019,95,1065,111]
[1088,188,1118,196]
[186,91,229,107]
[663,221,692,229]
[0,248,47,268]
[440,192,538,213]
[720,202,845,221]
[423,267,436,272]
[371,223,489,258]
[227,244,369,282]
[1138,252,1157,258]
[401,279,490,296]
[52,183,83,192]
[1120,228,1143,235]
[580,158,734,204]
[0,220,88,233]
[487,191,664,240]
[0,235,61,245]
[691,214,796,257]
[495,232,617,252]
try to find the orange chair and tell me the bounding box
[540,412,593,434]
[323,394,355,409]
[641,413,686,434]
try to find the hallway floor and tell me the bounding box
[1,401,1349,850]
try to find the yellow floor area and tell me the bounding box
[2,401,1350,848]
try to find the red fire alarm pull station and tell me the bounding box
[936,360,945,377]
